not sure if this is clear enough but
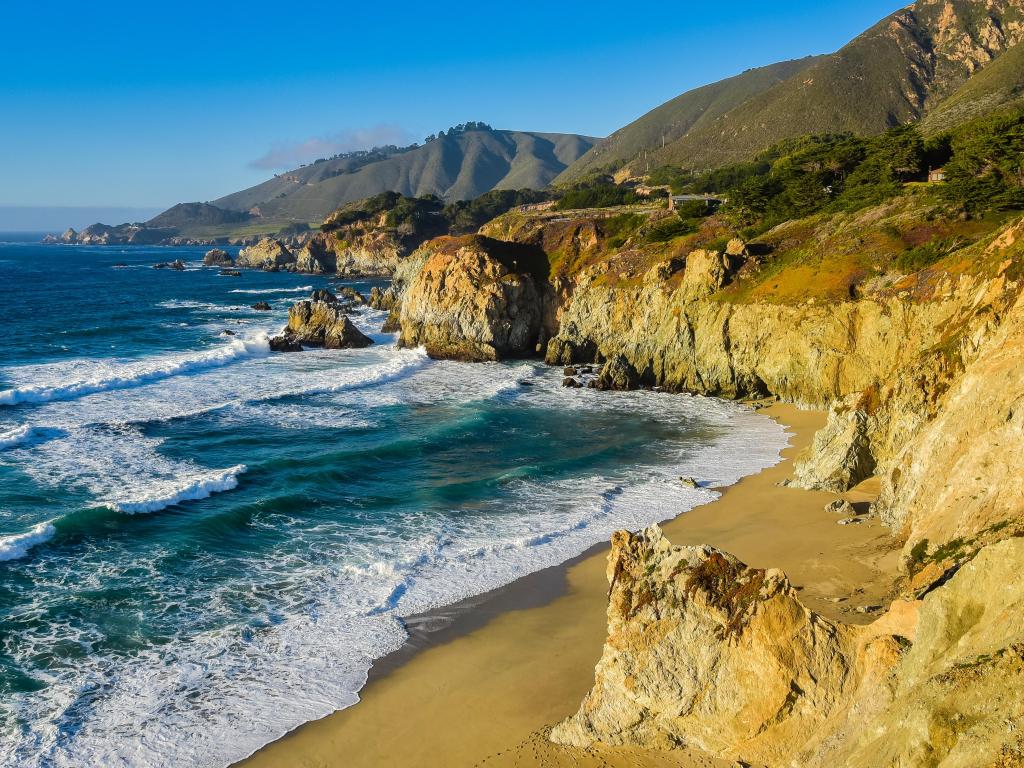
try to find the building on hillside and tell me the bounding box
[928,167,947,183]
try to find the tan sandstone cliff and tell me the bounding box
[388,202,1024,765]
[551,525,1024,767]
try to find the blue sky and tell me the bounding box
[1,0,903,212]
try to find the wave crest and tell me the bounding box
[106,464,248,514]
[0,335,271,407]
[0,521,57,562]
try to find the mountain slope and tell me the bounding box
[210,128,597,225]
[556,57,823,182]
[562,0,1024,176]
[923,38,1024,133]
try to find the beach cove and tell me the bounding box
[240,404,899,768]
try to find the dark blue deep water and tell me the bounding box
[0,239,786,767]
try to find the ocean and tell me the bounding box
[0,237,788,767]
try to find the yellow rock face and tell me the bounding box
[554,527,1024,768]
[398,236,545,362]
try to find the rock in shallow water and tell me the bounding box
[203,248,233,267]
[269,299,374,352]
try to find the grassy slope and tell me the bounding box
[923,40,1024,134]
[210,129,598,225]
[556,58,822,183]
[561,0,1024,176]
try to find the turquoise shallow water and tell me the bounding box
[0,239,788,767]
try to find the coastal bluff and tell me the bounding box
[382,203,1024,765]
[552,525,1024,767]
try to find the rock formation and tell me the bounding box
[378,201,1024,766]
[237,239,295,271]
[397,235,548,361]
[295,237,337,274]
[203,248,234,267]
[553,525,1024,767]
[270,300,373,351]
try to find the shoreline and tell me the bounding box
[238,403,899,768]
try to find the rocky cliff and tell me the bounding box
[401,204,1024,555]
[552,525,1024,767]
[397,235,549,361]
[387,201,1024,765]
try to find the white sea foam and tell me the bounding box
[0,295,792,768]
[107,464,247,514]
[0,424,35,449]
[228,286,313,295]
[0,334,271,406]
[0,521,56,562]
[1,364,789,768]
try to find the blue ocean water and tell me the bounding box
[0,238,788,767]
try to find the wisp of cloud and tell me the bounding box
[250,124,417,170]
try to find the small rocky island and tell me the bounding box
[269,289,374,352]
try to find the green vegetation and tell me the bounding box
[323,191,444,233]
[894,237,968,273]
[554,183,639,211]
[323,188,555,239]
[443,189,550,233]
[651,107,1024,233]
[941,109,1024,215]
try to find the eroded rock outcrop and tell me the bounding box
[554,526,1024,767]
[397,235,548,361]
[237,239,295,271]
[295,237,337,274]
[270,300,373,351]
[203,248,234,267]
[788,393,876,492]
[551,526,905,765]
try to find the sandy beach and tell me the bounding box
[238,403,899,768]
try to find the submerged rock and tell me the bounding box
[153,259,186,271]
[268,335,302,353]
[310,289,338,304]
[594,354,642,391]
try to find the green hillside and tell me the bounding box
[207,126,597,225]
[562,0,1024,177]
[556,57,823,182]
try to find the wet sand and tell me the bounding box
[238,404,899,768]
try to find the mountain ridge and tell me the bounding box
[207,127,597,226]
[560,0,1024,179]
